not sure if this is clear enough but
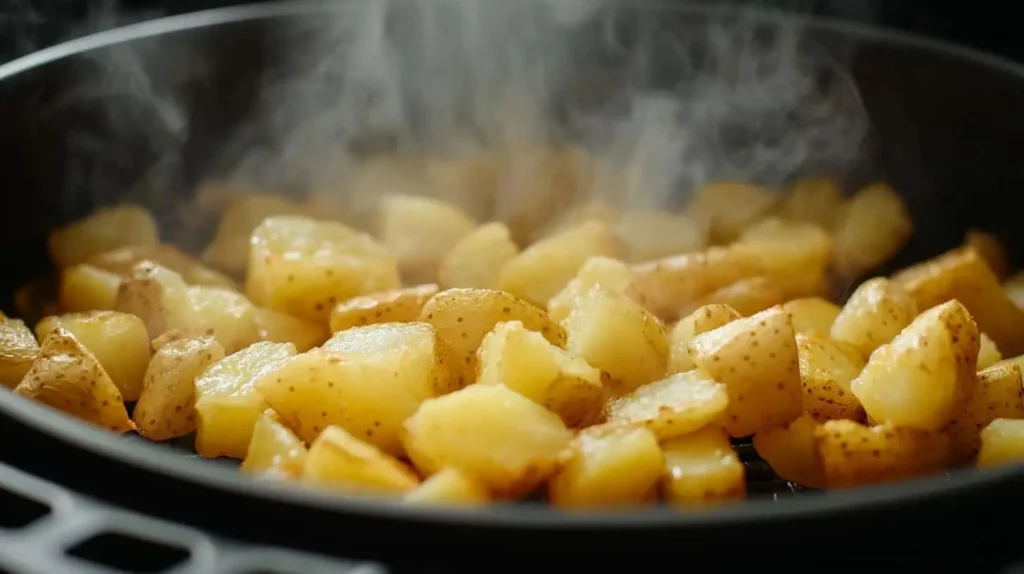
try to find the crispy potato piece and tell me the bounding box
[783,298,841,336]
[477,321,604,427]
[548,425,662,509]
[378,194,478,284]
[59,264,121,313]
[402,384,573,498]
[614,211,706,263]
[246,216,400,323]
[114,262,196,340]
[404,467,490,506]
[35,311,151,401]
[437,222,520,290]
[48,204,159,268]
[688,306,803,437]
[668,304,742,374]
[894,247,1024,356]
[607,370,729,441]
[851,300,979,431]
[776,176,845,230]
[203,194,309,278]
[254,307,327,352]
[548,257,633,325]
[832,183,912,278]
[687,182,777,245]
[661,425,745,507]
[498,220,620,307]
[14,328,133,432]
[945,363,1024,464]
[977,419,1024,469]
[185,287,260,354]
[0,318,39,388]
[1004,272,1024,309]
[966,229,1010,281]
[815,420,949,488]
[564,285,668,395]
[830,277,917,359]
[133,333,225,440]
[978,333,1002,371]
[329,284,439,333]
[753,415,825,488]
[241,410,309,479]
[734,218,832,300]
[14,276,59,327]
[194,342,296,459]
[419,288,566,385]
[304,426,420,494]
[679,276,785,319]
[88,244,237,290]
[796,332,866,422]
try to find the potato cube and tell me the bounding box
[607,370,728,441]
[15,276,60,327]
[832,183,912,278]
[0,318,39,388]
[815,420,949,488]
[378,194,478,284]
[966,229,1010,281]
[241,410,308,479]
[203,194,309,278]
[548,426,662,509]
[776,176,845,230]
[977,419,1024,469]
[614,211,706,263]
[329,284,439,333]
[830,277,917,359]
[188,287,261,354]
[668,304,742,374]
[1004,272,1024,309]
[688,306,803,437]
[114,261,196,340]
[402,384,573,498]
[438,222,520,290]
[753,415,824,488]
[661,425,745,507]
[548,256,633,324]
[978,333,1002,370]
[783,298,841,336]
[304,426,420,494]
[254,307,327,352]
[946,363,1024,464]
[734,218,832,300]
[795,332,865,422]
[678,276,785,319]
[59,264,121,313]
[851,300,979,431]
[404,467,490,506]
[538,200,619,241]
[88,244,237,290]
[687,182,777,245]
[48,204,159,268]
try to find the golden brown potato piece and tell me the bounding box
[0,318,39,388]
[978,333,1003,371]
[783,298,842,336]
[88,244,237,290]
[304,425,420,495]
[133,333,225,441]
[945,363,1024,464]
[419,288,566,385]
[815,420,949,488]
[35,311,151,401]
[203,194,309,278]
[966,229,1010,281]
[894,247,1024,357]
[14,328,134,432]
[241,410,308,479]
[776,176,845,230]
[832,183,912,278]
[1004,272,1024,309]
[830,277,917,360]
[548,425,662,509]
[734,218,832,300]
[661,425,745,507]
[48,204,159,268]
[184,286,260,354]
[377,194,478,284]
[404,467,490,506]
[679,276,785,319]
[329,284,439,333]
[564,285,669,395]
[851,300,979,431]
[58,264,121,313]
[668,304,742,374]
[687,182,777,245]
[977,419,1024,469]
[498,220,620,307]
[14,276,59,327]
[254,307,327,352]
[753,415,825,488]
[477,321,604,427]
[437,222,520,290]
[114,261,196,340]
[795,332,866,422]
[246,216,400,323]
[688,306,802,437]
[402,384,573,498]
[614,211,706,263]
[539,200,620,241]
[607,370,728,441]
[194,342,296,459]
[547,256,633,325]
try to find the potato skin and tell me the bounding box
[796,332,866,422]
[977,418,1024,469]
[668,304,741,375]
[815,420,949,489]
[830,277,917,359]
[606,370,729,441]
[944,362,1024,465]
[0,318,39,388]
[330,284,439,333]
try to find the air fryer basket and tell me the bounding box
[2,1,1024,571]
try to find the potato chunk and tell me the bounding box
[438,222,520,290]
[48,204,159,268]
[977,419,1024,469]
[679,276,785,319]
[378,194,478,284]
[832,183,912,278]
[668,304,741,375]
[661,425,745,507]
[477,321,604,427]
[565,285,669,395]
[203,194,309,278]
[614,211,706,263]
[402,384,573,498]
[195,342,296,459]
[404,468,490,506]
[58,264,121,313]
[35,311,151,401]
[88,244,237,290]
[687,306,802,437]
[688,182,777,245]
[795,332,865,422]
[14,328,133,432]
[783,298,841,336]
[978,333,1002,371]
[753,415,824,488]
[1004,272,1024,309]
[965,229,1010,280]
[241,410,309,479]
[830,277,917,359]
[254,307,326,352]
[777,176,845,230]
[549,426,662,509]
[329,284,439,333]
[607,370,728,441]
[945,363,1024,464]
[14,276,59,327]
[547,256,633,325]
[304,426,420,495]
[114,262,196,340]
[0,318,39,388]
[851,300,979,431]
[815,420,949,488]
[734,218,832,300]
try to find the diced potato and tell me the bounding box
[795,332,866,422]
[246,216,400,323]
[88,244,237,290]
[548,257,633,324]
[894,247,1024,356]
[965,229,1010,280]
[114,262,196,340]
[753,415,824,488]
[404,467,490,506]
[945,363,1024,464]
[564,285,668,395]
[402,384,573,498]
[318,155,431,230]
[194,342,296,459]
[687,182,777,245]
[378,194,478,284]
[304,426,420,494]
[437,222,520,290]
[830,277,917,359]
[1004,272,1024,309]
[259,324,455,455]
[329,284,439,333]
[498,220,620,307]
[48,204,159,268]
[668,304,741,374]
[14,328,134,432]
[678,276,785,319]
[776,176,845,230]
[539,200,620,241]
[815,420,949,488]
[734,218,832,299]
[254,307,327,352]
[783,298,841,336]
[35,311,151,401]
[58,265,121,313]
[133,332,225,440]
[548,426,662,509]
[477,321,604,427]
[606,370,728,440]
[203,194,309,278]
[977,419,1024,469]
[832,183,912,278]
[614,211,706,263]
[188,287,261,354]
[14,276,59,327]
[661,425,745,507]
[687,306,802,437]
[978,333,1002,370]
[851,300,979,431]
[241,410,309,479]
[423,154,503,222]
[419,288,566,385]
[0,318,39,388]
